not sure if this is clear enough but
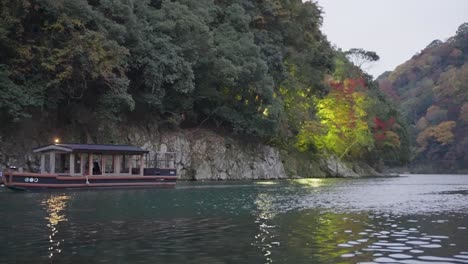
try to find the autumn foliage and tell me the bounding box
[377,23,468,171]
[373,117,400,148]
[296,78,371,156]
[296,75,406,162]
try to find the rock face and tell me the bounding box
[124,127,382,180]
[1,126,383,180]
[322,156,360,178]
[126,128,287,180]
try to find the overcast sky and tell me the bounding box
[315,0,468,78]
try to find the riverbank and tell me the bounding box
[0,127,386,180]
[123,127,386,180]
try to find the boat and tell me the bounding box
[2,143,177,191]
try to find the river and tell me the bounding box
[1,174,468,263]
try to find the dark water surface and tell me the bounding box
[1,174,468,264]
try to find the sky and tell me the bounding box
[315,0,468,78]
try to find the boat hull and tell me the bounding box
[2,171,176,191]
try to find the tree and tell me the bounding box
[425,105,447,125]
[296,78,374,159]
[345,48,380,71]
[0,65,43,122]
[378,79,399,100]
[426,39,443,49]
[2,0,413,168]
[416,121,456,151]
[373,117,400,149]
[455,22,468,52]
[460,103,468,124]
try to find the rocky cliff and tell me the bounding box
[121,127,383,180]
[0,125,383,179]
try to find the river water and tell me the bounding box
[1,174,468,264]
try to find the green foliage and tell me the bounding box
[0,65,43,121]
[309,79,374,159]
[345,48,380,69]
[0,0,333,139]
[292,55,409,165]
[1,0,408,168]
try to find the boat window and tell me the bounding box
[92,162,101,175]
[120,155,129,173]
[130,156,142,175]
[55,153,69,174]
[92,156,101,175]
[131,156,139,169]
[104,155,114,174]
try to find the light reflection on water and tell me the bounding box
[0,174,467,263]
[42,195,69,259]
[254,192,279,264]
[290,178,325,188]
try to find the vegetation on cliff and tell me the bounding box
[0,0,408,168]
[378,23,468,172]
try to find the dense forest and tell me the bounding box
[378,23,468,172]
[0,0,408,167]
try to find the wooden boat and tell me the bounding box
[2,143,177,191]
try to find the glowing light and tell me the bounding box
[54,138,60,144]
[291,178,325,187]
[255,181,277,185]
[295,78,373,157]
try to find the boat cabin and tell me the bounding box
[33,143,173,176]
[2,143,177,191]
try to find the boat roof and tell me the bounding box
[33,143,149,155]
